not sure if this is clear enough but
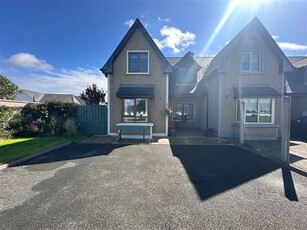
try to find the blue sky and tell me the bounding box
[0,0,306,95]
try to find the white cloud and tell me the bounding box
[3,53,107,96]
[125,19,135,27]
[158,17,170,22]
[154,26,196,54]
[277,42,307,51]
[6,53,53,71]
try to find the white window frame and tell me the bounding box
[241,51,262,73]
[126,50,149,74]
[236,98,275,124]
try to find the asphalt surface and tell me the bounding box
[0,143,307,229]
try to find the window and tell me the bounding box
[127,51,149,73]
[241,52,262,72]
[236,98,273,123]
[177,68,194,84]
[123,98,148,122]
[173,103,194,120]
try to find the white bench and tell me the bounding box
[117,123,154,141]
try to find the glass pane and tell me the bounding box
[183,104,193,120]
[259,99,272,123]
[124,99,135,116]
[178,69,186,82]
[245,99,258,122]
[129,53,138,72]
[139,53,148,72]
[173,104,183,120]
[136,99,148,117]
[186,69,194,82]
[241,53,250,71]
[251,53,260,71]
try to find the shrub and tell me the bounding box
[63,119,78,137]
[0,106,21,139]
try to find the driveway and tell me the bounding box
[0,143,307,229]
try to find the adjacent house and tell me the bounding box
[101,17,305,140]
[12,89,83,105]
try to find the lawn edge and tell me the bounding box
[0,142,72,170]
[236,144,307,177]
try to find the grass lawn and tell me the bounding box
[0,134,88,164]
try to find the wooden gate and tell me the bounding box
[76,105,107,135]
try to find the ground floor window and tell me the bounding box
[123,98,148,122]
[173,103,194,120]
[236,98,274,123]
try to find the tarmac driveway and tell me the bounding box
[0,143,307,229]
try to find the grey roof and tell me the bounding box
[288,56,307,67]
[290,57,307,68]
[13,89,44,102]
[116,84,155,98]
[233,85,281,99]
[101,18,172,75]
[286,69,307,95]
[75,96,86,105]
[40,94,81,104]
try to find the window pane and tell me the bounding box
[129,54,138,72]
[139,53,148,72]
[186,69,194,82]
[178,69,186,82]
[124,99,135,116]
[241,53,250,71]
[251,53,260,71]
[259,99,272,122]
[245,99,258,122]
[173,104,183,120]
[136,99,148,117]
[183,104,193,120]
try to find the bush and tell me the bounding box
[0,106,21,139]
[63,119,78,137]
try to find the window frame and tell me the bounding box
[236,98,275,124]
[126,50,149,74]
[240,51,262,73]
[172,103,195,121]
[122,98,150,123]
[176,68,195,85]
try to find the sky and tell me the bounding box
[0,0,306,96]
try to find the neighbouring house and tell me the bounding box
[11,89,84,105]
[101,17,305,140]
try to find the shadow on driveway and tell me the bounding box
[14,142,127,167]
[170,144,298,201]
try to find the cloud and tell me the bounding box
[277,42,307,51]
[6,53,53,71]
[125,19,135,27]
[158,17,170,22]
[154,26,196,54]
[3,53,106,96]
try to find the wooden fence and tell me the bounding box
[76,105,107,135]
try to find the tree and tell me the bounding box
[80,84,106,105]
[0,75,19,99]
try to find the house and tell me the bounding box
[12,89,83,105]
[101,17,305,141]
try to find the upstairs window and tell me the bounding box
[177,68,195,84]
[241,52,262,73]
[127,51,149,74]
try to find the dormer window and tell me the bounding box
[127,51,149,74]
[241,52,262,73]
[177,68,195,84]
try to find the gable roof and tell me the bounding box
[13,89,44,102]
[288,57,307,69]
[205,17,294,76]
[100,18,172,75]
[40,94,81,104]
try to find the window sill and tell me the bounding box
[233,123,279,128]
[126,72,149,75]
[240,72,264,75]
